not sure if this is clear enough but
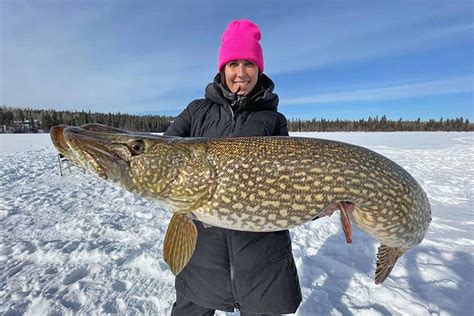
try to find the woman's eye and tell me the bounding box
[245,61,256,67]
[228,61,238,67]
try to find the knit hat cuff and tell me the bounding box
[218,37,264,72]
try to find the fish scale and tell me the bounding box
[51,124,431,283]
[191,136,429,243]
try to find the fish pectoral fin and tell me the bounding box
[375,244,403,284]
[163,213,197,275]
[339,202,353,244]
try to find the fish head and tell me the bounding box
[50,125,83,165]
[63,126,182,199]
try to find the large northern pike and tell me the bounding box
[50,124,431,284]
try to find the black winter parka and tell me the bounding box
[164,74,302,314]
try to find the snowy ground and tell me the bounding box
[0,132,473,315]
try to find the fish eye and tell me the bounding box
[127,140,145,155]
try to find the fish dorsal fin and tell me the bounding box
[375,244,403,284]
[163,213,198,275]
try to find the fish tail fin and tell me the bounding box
[163,213,198,275]
[375,244,403,284]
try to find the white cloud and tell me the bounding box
[1,1,472,113]
[263,4,473,74]
[281,75,474,105]
[0,2,217,111]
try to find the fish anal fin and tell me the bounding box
[163,213,197,275]
[339,202,353,244]
[375,244,403,284]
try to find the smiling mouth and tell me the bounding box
[234,82,251,90]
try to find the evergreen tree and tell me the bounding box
[1,105,473,133]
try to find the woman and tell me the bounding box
[165,19,302,316]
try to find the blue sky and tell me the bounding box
[1,0,473,120]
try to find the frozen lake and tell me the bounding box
[0,132,473,315]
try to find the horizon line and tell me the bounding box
[2,105,472,122]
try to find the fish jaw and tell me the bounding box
[50,125,82,165]
[63,126,133,185]
[61,126,212,208]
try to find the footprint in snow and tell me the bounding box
[63,266,89,285]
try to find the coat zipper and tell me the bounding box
[225,96,239,308]
[226,231,239,309]
[227,103,236,137]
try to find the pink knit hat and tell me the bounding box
[218,19,264,73]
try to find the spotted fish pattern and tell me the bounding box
[53,124,431,283]
[195,137,430,248]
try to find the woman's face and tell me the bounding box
[224,60,259,95]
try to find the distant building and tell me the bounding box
[8,120,42,133]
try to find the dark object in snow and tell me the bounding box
[57,153,84,176]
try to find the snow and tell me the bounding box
[1,132,473,315]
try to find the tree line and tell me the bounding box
[1,106,472,133]
[0,106,174,133]
[288,115,472,132]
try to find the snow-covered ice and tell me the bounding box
[0,132,473,315]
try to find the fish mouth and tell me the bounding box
[50,125,82,165]
[63,126,131,181]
